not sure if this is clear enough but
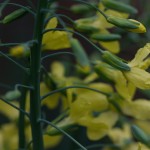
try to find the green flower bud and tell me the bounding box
[74,23,99,33]
[107,16,146,33]
[131,125,150,146]
[4,89,21,101]
[90,33,121,41]
[2,8,27,24]
[102,51,130,71]
[102,0,137,14]
[107,16,139,29]
[70,38,91,72]
[70,3,95,14]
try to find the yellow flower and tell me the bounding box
[119,99,150,120]
[95,61,136,100]
[42,17,71,50]
[69,84,118,140]
[123,43,150,89]
[108,124,132,146]
[96,43,150,100]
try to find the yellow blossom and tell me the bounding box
[42,17,71,50]
[69,84,118,140]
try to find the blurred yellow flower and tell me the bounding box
[69,84,118,140]
[42,17,71,50]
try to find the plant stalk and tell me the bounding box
[29,0,47,150]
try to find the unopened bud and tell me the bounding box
[4,89,21,101]
[70,3,95,14]
[70,38,91,72]
[131,125,150,146]
[10,44,30,57]
[2,8,27,24]
[102,0,137,14]
[107,16,146,33]
[74,23,99,33]
[102,51,130,71]
[90,33,121,41]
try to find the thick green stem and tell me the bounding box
[29,0,47,150]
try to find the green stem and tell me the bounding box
[0,97,30,117]
[74,0,108,18]
[41,85,110,101]
[29,0,47,150]
[0,2,36,16]
[39,119,87,150]
[0,51,29,73]
[18,79,28,149]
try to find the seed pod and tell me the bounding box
[131,125,150,146]
[4,89,21,101]
[90,33,121,41]
[2,8,27,24]
[102,0,137,14]
[102,51,130,71]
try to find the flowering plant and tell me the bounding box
[0,0,150,150]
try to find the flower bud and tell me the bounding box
[70,3,95,14]
[102,51,130,71]
[131,125,150,146]
[9,44,30,57]
[127,19,146,33]
[74,23,99,33]
[70,38,91,72]
[90,33,121,41]
[2,8,27,24]
[102,0,137,14]
[107,16,146,33]
[4,89,21,101]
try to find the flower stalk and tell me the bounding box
[29,0,47,150]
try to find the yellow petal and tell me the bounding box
[127,19,146,33]
[42,31,71,50]
[0,100,18,120]
[99,40,120,53]
[42,17,70,50]
[45,17,58,29]
[85,111,118,140]
[1,123,18,149]
[87,123,109,140]
[43,134,62,149]
[51,61,65,78]
[108,124,132,145]
[129,43,150,67]
[41,82,60,109]
[70,92,108,121]
[97,29,120,53]
[120,99,150,120]
[124,67,150,89]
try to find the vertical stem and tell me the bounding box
[18,76,28,149]
[29,0,47,150]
